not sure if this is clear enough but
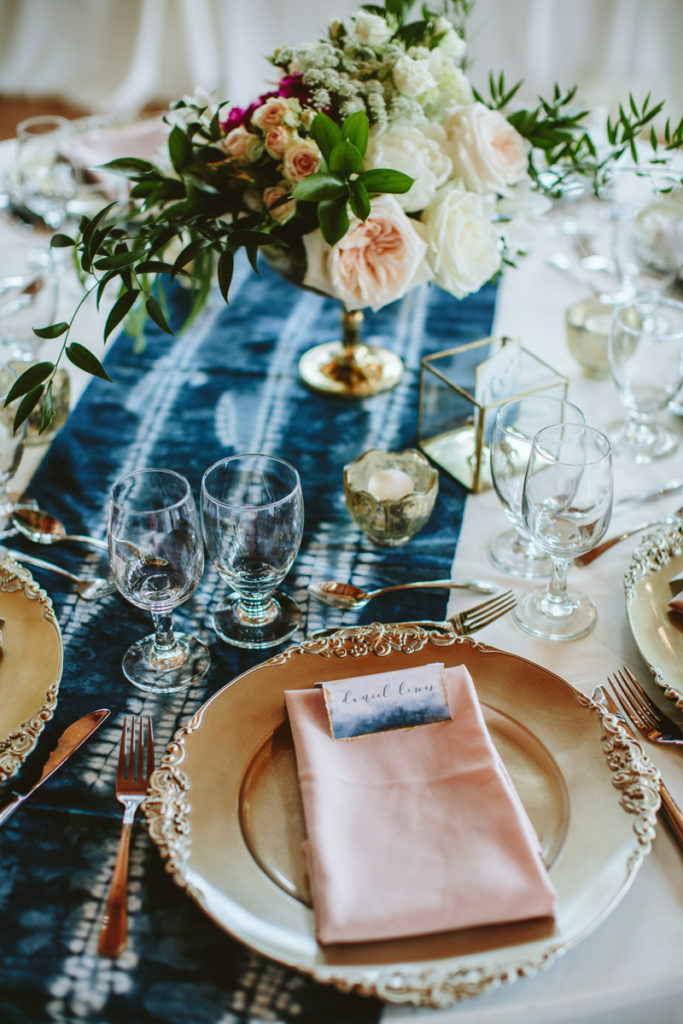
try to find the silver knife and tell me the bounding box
[593,686,683,852]
[0,708,110,825]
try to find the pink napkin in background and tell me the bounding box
[60,118,168,199]
[669,593,683,613]
[284,664,557,945]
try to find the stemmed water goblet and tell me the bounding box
[108,468,210,693]
[513,423,613,642]
[607,294,683,462]
[13,115,78,230]
[201,453,304,649]
[489,395,585,578]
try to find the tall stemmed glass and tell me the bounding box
[489,395,585,577]
[608,295,683,462]
[108,468,210,693]
[201,454,304,649]
[513,423,613,642]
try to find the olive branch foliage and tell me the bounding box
[6,0,683,434]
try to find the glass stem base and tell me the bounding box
[122,631,211,693]
[512,586,598,641]
[488,527,552,578]
[211,590,301,649]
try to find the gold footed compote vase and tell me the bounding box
[263,246,403,398]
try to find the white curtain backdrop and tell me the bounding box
[0,0,681,117]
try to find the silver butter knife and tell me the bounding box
[0,708,110,825]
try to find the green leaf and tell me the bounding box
[33,322,69,340]
[318,197,349,246]
[359,168,413,194]
[291,173,346,202]
[81,201,117,248]
[13,386,43,434]
[65,343,113,381]
[310,112,342,162]
[172,239,208,275]
[145,295,173,334]
[329,139,363,177]
[39,383,54,434]
[169,125,193,170]
[105,290,140,340]
[217,250,234,303]
[349,179,370,221]
[100,157,157,177]
[4,362,54,405]
[94,250,141,271]
[50,233,75,248]
[341,110,369,158]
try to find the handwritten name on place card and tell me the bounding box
[322,662,451,740]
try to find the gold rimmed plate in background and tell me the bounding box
[0,550,63,780]
[144,623,659,1007]
[625,522,683,709]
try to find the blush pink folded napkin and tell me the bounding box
[284,664,557,945]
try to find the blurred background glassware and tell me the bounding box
[514,423,613,641]
[611,171,683,298]
[108,468,210,693]
[0,364,26,526]
[13,115,78,230]
[343,448,438,546]
[201,453,304,649]
[565,296,613,379]
[0,242,59,362]
[489,395,585,578]
[607,294,683,462]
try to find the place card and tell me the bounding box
[322,662,451,740]
[475,339,521,443]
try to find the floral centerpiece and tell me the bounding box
[9,0,683,426]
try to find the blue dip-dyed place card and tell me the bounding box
[322,662,452,740]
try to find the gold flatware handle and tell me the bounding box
[575,522,662,565]
[98,816,135,957]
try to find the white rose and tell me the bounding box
[421,185,501,299]
[302,194,432,312]
[393,55,436,97]
[350,11,393,46]
[444,102,530,196]
[364,123,452,213]
[434,18,466,62]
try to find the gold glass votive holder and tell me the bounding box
[344,448,439,546]
[418,336,568,493]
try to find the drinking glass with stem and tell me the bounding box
[201,453,304,649]
[513,422,613,641]
[489,395,585,578]
[108,468,210,693]
[607,294,683,462]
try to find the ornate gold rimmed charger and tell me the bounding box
[145,623,659,1008]
[625,522,683,709]
[0,549,63,780]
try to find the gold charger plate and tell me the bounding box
[0,550,63,780]
[145,623,659,1007]
[625,522,683,709]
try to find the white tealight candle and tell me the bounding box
[367,467,415,501]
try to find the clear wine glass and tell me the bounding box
[14,115,77,230]
[608,294,683,462]
[108,468,210,693]
[0,365,26,525]
[611,171,683,298]
[201,453,304,649]
[513,423,613,642]
[489,395,585,578]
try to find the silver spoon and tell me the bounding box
[308,577,497,610]
[4,548,117,600]
[10,506,108,552]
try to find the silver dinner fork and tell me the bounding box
[449,589,517,635]
[608,666,683,748]
[98,715,155,957]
